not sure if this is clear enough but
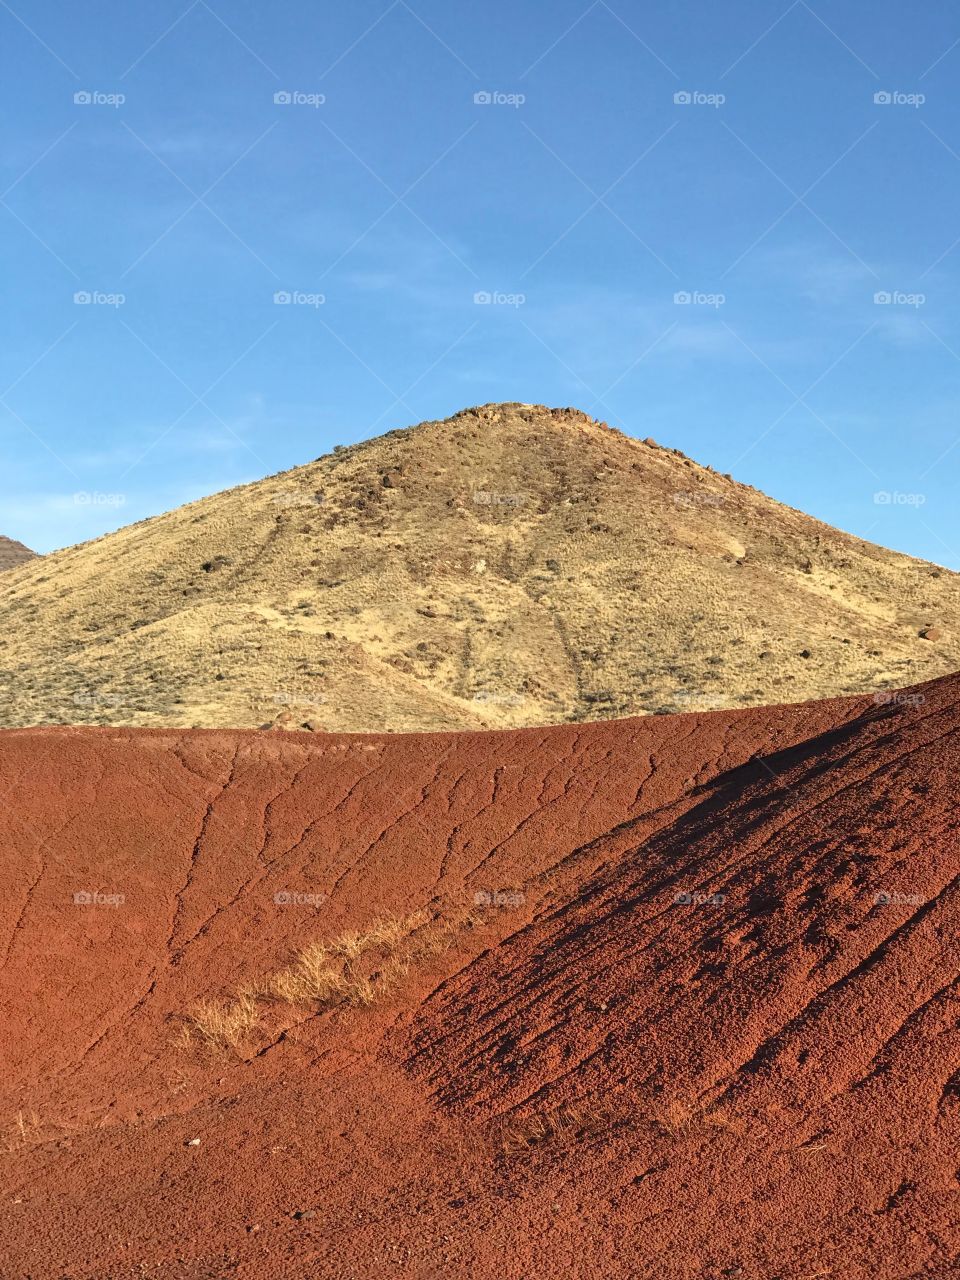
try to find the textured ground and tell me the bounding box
[1,674,958,1278]
[0,403,957,732]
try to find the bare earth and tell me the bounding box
[1,675,958,1277]
[0,403,957,731]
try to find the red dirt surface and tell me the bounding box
[1,677,958,1278]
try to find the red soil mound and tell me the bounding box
[0,678,957,1278]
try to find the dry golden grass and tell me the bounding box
[656,1099,696,1137]
[490,1096,738,1158]
[182,906,480,1053]
[495,1102,609,1157]
[653,1098,744,1138]
[3,1108,42,1152]
[181,992,259,1052]
[261,907,433,1008]
[3,403,957,732]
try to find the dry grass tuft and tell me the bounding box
[262,908,433,1008]
[4,1109,42,1152]
[180,991,259,1052]
[182,904,481,1054]
[656,1099,695,1137]
[495,1102,608,1157]
[653,1098,743,1138]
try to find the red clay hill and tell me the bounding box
[1,673,958,1277]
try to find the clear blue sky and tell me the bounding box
[3,1,960,564]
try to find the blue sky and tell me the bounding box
[3,1,960,563]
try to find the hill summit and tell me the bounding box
[0,402,957,731]
[0,535,36,574]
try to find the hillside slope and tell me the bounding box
[0,677,958,1277]
[0,403,957,730]
[0,536,36,574]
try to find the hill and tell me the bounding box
[1,675,958,1277]
[0,403,957,730]
[0,536,36,574]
